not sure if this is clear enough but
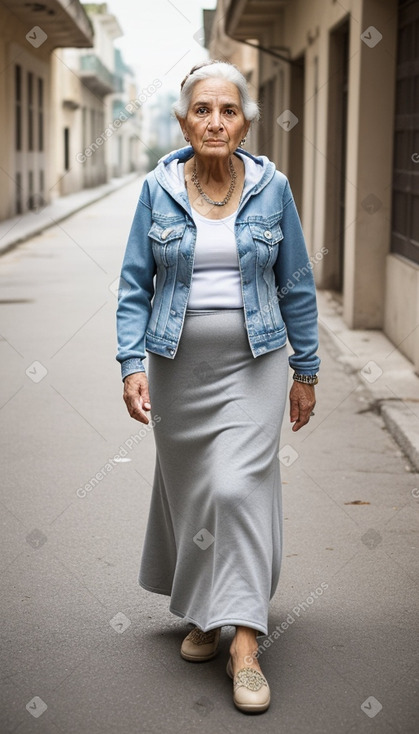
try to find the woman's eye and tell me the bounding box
[225,109,235,116]
[196,107,207,114]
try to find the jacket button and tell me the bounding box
[264,230,272,239]
[169,348,175,355]
[170,309,176,315]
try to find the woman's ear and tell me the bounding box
[177,117,190,143]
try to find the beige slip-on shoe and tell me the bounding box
[226,656,270,713]
[180,626,221,661]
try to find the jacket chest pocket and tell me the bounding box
[148,221,186,267]
[249,221,284,268]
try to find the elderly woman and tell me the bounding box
[116,60,319,713]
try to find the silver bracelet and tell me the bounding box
[293,373,318,385]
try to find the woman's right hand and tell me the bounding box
[123,372,151,424]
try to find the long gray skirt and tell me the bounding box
[139,308,289,635]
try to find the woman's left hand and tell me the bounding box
[289,382,316,432]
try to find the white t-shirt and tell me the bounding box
[188,206,243,309]
[168,160,244,310]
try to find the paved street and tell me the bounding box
[1,180,418,734]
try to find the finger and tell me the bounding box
[292,405,314,431]
[135,397,151,423]
[140,390,151,410]
[292,416,308,431]
[137,394,151,413]
[289,396,299,423]
[128,400,150,424]
[124,390,150,424]
[138,383,151,411]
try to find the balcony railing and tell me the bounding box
[80,54,115,96]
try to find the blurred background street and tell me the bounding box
[1,0,419,732]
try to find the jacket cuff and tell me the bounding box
[288,358,321,375]
[121,358,145,381]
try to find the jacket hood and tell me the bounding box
[154,146,277,211]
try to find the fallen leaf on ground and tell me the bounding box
[344,500,370,505]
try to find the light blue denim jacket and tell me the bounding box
[116,146,320,380]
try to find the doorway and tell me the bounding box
[323,19,350,292]
[288,55,305,215]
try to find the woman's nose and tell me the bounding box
[207,111,223,130]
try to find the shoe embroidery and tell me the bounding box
[187,627,217,645]
[234,668,268,692]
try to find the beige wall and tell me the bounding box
[211,0,418,366]
[0,3,133,218]
[279,0,397,312]
[343,0,397,329]
[51,49,107,196]
[279,0,398,329]
[51,50,84,197]
[0,8,51,219]
[51,10,142,196]
[384,254,419,368]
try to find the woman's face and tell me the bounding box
[180,78,250,159]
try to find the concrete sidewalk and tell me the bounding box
[0,172,143,257]
[318,290,419,472]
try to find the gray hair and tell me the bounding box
[172,60,260,122]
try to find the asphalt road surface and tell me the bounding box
[1,180,418,733]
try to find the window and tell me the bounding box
[64,127,70,171]
[15,65,21,151]
[28,72,34,151]
[16,172,22,214]
[82,106,87,149]
[258,78,276,161]
[38,77,44,151]
[28,170,34,210]
[391,0,419,263]
[91,109,95,165]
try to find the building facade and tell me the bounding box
[109,49,143,179]
[51,4,125,197]
[209,0,419,371]
[0,1,144,220]
[51,4,144,198]
[0,0,93,220]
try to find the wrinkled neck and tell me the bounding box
[192,153,234,185]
